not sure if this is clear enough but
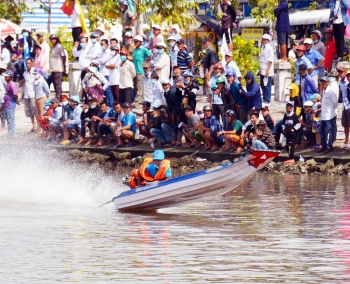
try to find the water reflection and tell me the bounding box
[1,175,350,283]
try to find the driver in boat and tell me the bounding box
[129,150,172,188]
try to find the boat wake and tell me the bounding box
[0,139,123,208]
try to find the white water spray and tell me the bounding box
[0,140,125,208]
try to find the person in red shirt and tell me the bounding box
[324,28,337,72]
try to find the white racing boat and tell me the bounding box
[113,149,280,211]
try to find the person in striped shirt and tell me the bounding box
[176,39,192,74]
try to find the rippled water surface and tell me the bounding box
[1,145,350,283]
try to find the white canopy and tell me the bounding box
[239,8,330,28]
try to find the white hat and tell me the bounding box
[304,38,313,45]
[87,66,96,74]
[133,35,143,42]
[161,79,170,85]
[262,34,271,40]
[304,101,313,107]
[124,31,133,38]
[152,24,161,30]
[167,35,176,41]
[225,51,232,57]
[156,42,166,48]
[171,24,180,33]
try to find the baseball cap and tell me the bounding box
[202,37,211,43]
[122,102,131,108]
[184,106,193,111]
[311,30,322,38]
[310,94,318,100]
[225,51,232,57]
[36,33,44,37]
[176,39,185,44]
[167,36,176,41]
[142,61,150,68]
[320,76,329,82]
[156,42,166,48]
[226,71,236,77]
[133,35,143,42]
[161,79,170,85]
[260,103,269,110]
[124,31,133,38]
[262,34,271,40]
[299,64,307,70]
[304,38,313,45]
[50,98,59,104]
[338,66,346,72]
[304,101,313,107]
[152,24,161,30]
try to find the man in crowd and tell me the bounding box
[49,34,66,99]
[61,96,83,145]
[259,34,274,105]
[23,58,37,132]
[303,38,325,87]
[153,42,170,83]
[311,30,326,93]
[295,45,313,85]
[274,0,290,62]
[70,0,83,43]
[98,39,113,107]
[120,0,135,39]
[298,64,318,103]
[220,0,236,51]
[176,39,192,74]
[324,28,337,73]
[224,51,241,83]
[239,72,262,109]
[338,66,350,148]
[115,102,137,147]
[36,33,50,78]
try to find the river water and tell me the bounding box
[1,143,350,283]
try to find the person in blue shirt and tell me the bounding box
[274,0,290,61]
[239,71,262,110]
[226,71,248,124]
[295,45,313,85]
[115,102,137,147]
[94,101,117,146]
[303,38,325,86]
[144,150,172,180]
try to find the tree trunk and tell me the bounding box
[213,0,218,18]
[48,0,52,33]
[135,0,142,35]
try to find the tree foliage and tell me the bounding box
[0,0,32,24]
[82,0,199,31]
[249,0,279,24]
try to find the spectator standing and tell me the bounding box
[259,34,274,105]
[98,39,114,107]
[132,35,152,105]
[142,61,153,103]
[318,77,338,153]
[168,36,178,76]
[220,0,236,51]
[303,38,325,87]
[70,0,83,43]
[119,50,136,104]
[240,72,262,109]
[201,24,217,52]
[274,0,290,62]
[224,51,242,83]
[202,37,218,76]
[324,28,337,72]
[3,71,18,136]
[169,24,182,42]
[23,58,38,132]
[150,71,166,108]
[120,0,135,40]
[123,31,135,61]
[36,33,50,76]
[73,34,90,100]
[49,34,66,99]
[176,39,192,74]
[22,29,36,59]
[105,45,121,103]
[329,0,350,60]
[34,46,48,79]
[311,30,326,92]
[86,32,102,62]
[298,64,318,104]
[0,42,10,64]
[150,24,164,50]
[338,66,350,148]
[33,69,50,122]
[153,42,170,83]
[295,45,313,85]
[212,77,235,123]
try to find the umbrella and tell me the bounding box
[193,14,222,38]
[0,19,21,37]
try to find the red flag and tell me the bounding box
[61,0,74,16]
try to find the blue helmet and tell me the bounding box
[183,71,194,77]
[44,99,52,106]
[225,71,236,77]
[3,71,14,78]
[153,150,165,160]
[70,96,81,104]
[120,0,128,5]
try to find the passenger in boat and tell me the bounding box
[129,150,172,188]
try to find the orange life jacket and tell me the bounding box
[129,158,171,188]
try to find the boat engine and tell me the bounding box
[121,174,129,185]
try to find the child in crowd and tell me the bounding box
[282,101,301,164]
[311,93,321,149]
[260,103,274,131]
[287,82,301,116]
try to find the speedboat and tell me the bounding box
[113,149,280,211]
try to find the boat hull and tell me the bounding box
[113,149,279,211]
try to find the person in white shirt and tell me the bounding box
[70,0,82,43]
[153,42,170,83]
[224,51,241,83]
[105,45,121,103]
[258,34,274,105]
[36,33,50,78]
[23,58,37,132]
[119,50,136,104]
[150,71,166,108]
[150,24,164,50]
[169,24,182,42]
[0,43,10,64]
[86,32,102,62]
[318,76,338,153]
[142,61,153,103]
[97,39,114,107]
[167,36,178,76]
[73,34,91,102]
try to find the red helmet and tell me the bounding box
[214,62,224,71]
[119,50,128,56]
[296,45,306,51]
[325,28,333,35]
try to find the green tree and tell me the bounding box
[249,0,279,24]
[0,0,32,24]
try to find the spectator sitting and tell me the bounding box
[60,95,73,123]
[217,110,244,152]
[94,102,117,147]
[46,98,62,139]
[150,106,175,147]
[141,61,153,103]
[260,103,275,131]
[77,97,100,145]
[244,111,261,149]
[182,106,201,147]
[253,120,276,150]
[197,105,224,151]
[136,101,153,142]
[239,72,262,109]
[300,100,316,148]
[215,77,235,121]
[61,96,83,145]
[82,66,108,103]
[114,102,137,147]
